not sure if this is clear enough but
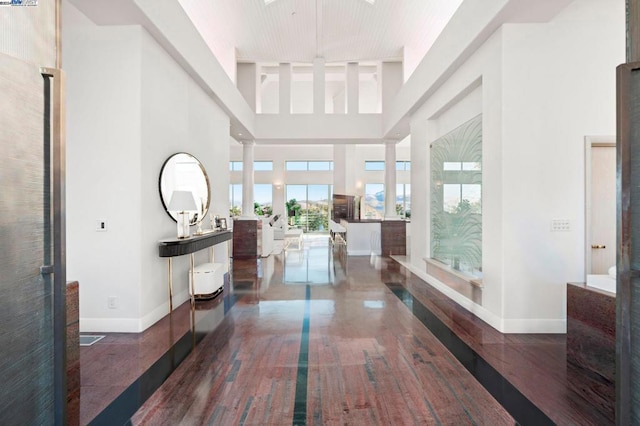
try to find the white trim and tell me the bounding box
[79,289,190,333]
[501,319,566,334]
[392,256,565,334]
[79,317,140,333]
[584,135,615,280]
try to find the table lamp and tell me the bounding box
[167,190,198,238]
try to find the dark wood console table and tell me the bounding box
[158,230,232,313]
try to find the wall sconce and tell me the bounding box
[274,182,283,190]
[356,181,363,189]
[167,190,198,239]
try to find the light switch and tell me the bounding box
[551,219,570,232]
[96,220,108,232]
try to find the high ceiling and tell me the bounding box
[178,0,463,64]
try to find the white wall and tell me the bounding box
[138,29,231,330]
[407,0,623,333]
[177,0,237,84]
[65,23,144,332]
[499,0,623,326]
[65,4,231,332]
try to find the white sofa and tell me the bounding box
[270,215,286,240]
[261,218,274,256]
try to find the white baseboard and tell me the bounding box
[79,317,141,333]
[501,319,566,334]
[80,289,191,333]
[391,256,565,334]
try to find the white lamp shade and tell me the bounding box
[167,190,198,212]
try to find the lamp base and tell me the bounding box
[176,212,190,238]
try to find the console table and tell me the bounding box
[158,230,232,313]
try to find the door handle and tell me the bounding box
[40,265,54,275]
[591,244,606,249]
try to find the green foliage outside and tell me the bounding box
[286,198,328,232]
[254,202,273,216]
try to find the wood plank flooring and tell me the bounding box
[80,235,614,425]
[132,240,513,425]
[387,258,613,425]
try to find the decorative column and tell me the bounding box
[346,62,359,115]
[410,117,430,265]
[313,58,325,114]
[384,140,399,219]
[236,63,257,112]
[241,140,255,218]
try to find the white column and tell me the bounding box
[381,62,403,113]
[409,117,430,269]
[241,140,255,218]
[279,63,291,114]
[333,145,346,194]
[313,58,325,114]
[375,62,383,113]
[384,140,400,220]
[236,63,257,112]
[346,62,359,115]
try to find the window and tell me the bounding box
[308,161,332,171]
[430,114,482,277]
[396,183,411,218]
[364,183,384,219]
[229,184,274,217]
[396,161,411,171]
[230,161,273,171]
[229,184,242,216]
[254,184,273,216]
[254,161,273,171]
[285,184,333,232]
[365,161,385,171]
[443,162,481,171]
[286,161,333,171]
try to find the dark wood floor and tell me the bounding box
[77,236,613,425]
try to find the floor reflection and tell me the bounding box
[283,236,336,285]
[79,274,237,426]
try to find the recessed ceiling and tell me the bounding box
[179,0,462,64]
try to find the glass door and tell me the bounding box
[286,184,332,233]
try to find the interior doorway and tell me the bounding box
[585,136,616,276]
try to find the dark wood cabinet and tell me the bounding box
[232,219,262,258]
[332,194,355,221]
[381,221,406,256]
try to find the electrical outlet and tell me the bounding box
[107,296,117,309]
[551,219,571,232]
[96,220,108,232]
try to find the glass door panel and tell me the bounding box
[286,184,332,233]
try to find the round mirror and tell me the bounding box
[159,152,210,225]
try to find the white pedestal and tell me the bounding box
[189,262,224,299]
